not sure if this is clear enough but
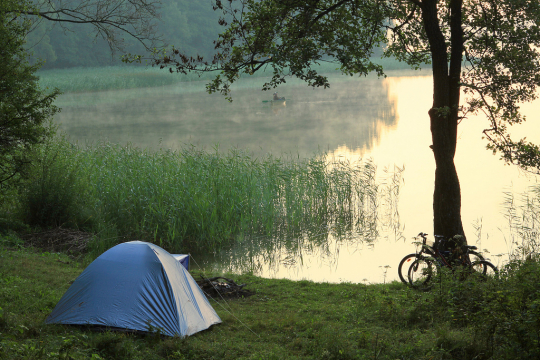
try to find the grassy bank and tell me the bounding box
[0,135,399,258]
[36,58,428,94]
[37,66,203,93]
[2,240,540,360]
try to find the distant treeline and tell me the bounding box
[25,0,222,69]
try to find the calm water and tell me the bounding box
[54,70,540,283]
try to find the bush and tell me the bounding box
[418,258,540,359]
[0,232,25,248]
[20,136,92,229]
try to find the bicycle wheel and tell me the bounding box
[470,260,498,281]
[398,253,417,284]
[408,257,437,290]
[468,250,484,262]
[467,250,486,274]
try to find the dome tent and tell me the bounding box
[46,241,221,337]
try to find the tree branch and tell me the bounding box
[309,0,351,26]
[6,0,163,52]
[388,4,418,33]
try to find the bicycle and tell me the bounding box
[407,234,498,290]
[397,232,485,285]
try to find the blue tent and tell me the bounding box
[172,254,189,270]
[46,241,221,337]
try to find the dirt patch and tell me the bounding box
[21,227,93,255]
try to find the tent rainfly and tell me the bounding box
[46,241,221,337]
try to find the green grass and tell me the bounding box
[2,240,540,360]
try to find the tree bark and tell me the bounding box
[420,0,465,239]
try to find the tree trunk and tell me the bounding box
[421,0,465,240]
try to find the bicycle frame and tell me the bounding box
[399,232,486,286]
[416,233,479,271]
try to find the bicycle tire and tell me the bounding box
[467,250,484,263]
[397,253,417,284]
[470,260,498,280]
[459,250,486,274]
[408,257,438,290]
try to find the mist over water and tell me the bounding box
[54,74,396,157]
[54,71,540,283]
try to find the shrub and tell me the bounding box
[419,257,540,359]
[20,136,92,229]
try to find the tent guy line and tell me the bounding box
[188,254,261,338]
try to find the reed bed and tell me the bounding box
[16,136,400,258]
[37,58,425,94]
[37,66,196,93]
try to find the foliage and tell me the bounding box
[457,1,540,172]
[0,0,60,192]
[153,0,389,100]
[423,257,540,359]
[151,0,540,238]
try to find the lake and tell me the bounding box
[53,69,540,283]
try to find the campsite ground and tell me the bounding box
[1,237,540,360]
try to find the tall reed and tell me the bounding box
[501,188,540,260]
[17,136,400,258]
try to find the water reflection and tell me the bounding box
[54,74,397,158]
[191,159,405,283]
[53,71,540,283]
